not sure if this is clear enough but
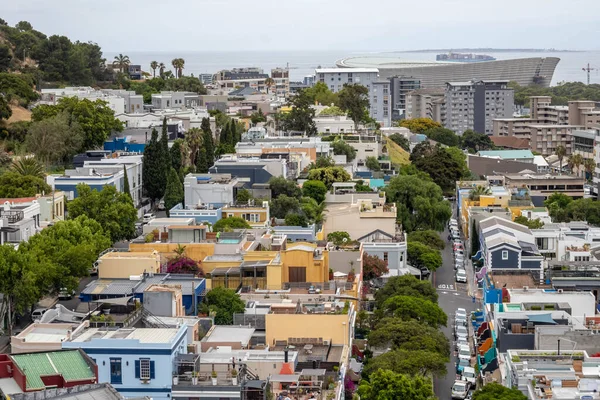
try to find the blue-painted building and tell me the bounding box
[104,137,146,153]
[169,203,222,225]
[63,326,187,400]
[80,274,206,315]
[48,172,123,200]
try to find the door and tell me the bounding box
[289,267,306,283]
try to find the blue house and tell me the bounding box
[63,326,187,400]
[104,137,146,153]
[49,170,123,200]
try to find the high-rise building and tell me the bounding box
[271,68,290,97]
[444,80,513,135]
[405,88,445,122]
[388,76,421,120]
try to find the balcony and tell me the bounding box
[0,209,24,224]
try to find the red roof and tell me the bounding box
[0,197,37,204]
[490,136,530,150]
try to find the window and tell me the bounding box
[501,250,509,260]
[383,252,388,262]
[135,358,155,380]
[110,358,122,384]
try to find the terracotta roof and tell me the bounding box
[0,197,37,204]
[490,136,530,149]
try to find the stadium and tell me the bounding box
[335,56,560,87]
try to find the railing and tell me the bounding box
[0,210,24,224]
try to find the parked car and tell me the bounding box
[455,325,468,340]
[31,308,48,320]
[455,314,468,327]
[420,267,431,279]
[453,242,464,250]
[456,337,469,351]
[452,380,471,399]
[89,260,99,276]
[157,200,166,211]
[461,366,477,385]
[457,344,471,361]
[58,288,76,300]
[456,358,470,374]
[455,269,467,283]
[455,308,467,319]
[142,213,156,224]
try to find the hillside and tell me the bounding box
[7,105,31,124]
[386,138,411,167]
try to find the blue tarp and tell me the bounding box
[527,313,557,324]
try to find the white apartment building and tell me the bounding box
[532,222,600,261]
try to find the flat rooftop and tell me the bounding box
[71,327,181,344]
[203,326,255,347]
[16,326,72,343]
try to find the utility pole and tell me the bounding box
[582,63,597,85]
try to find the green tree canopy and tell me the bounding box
[0,73,39,107]
[302,180,328,203]
[25,112,84,165]
[284,213,308,227]
[331,140,357,162]
[368,318,450,357]
[338,83,370,130]
[31,97,123,150]
[170,139,183,173]
[236,188,252,203]
[164,167,184,215]
[67,184,137,242]
[268,176,302,199]
[312,156,336,169]
[472,382,527,400]
[282,89,317,136]
[514,216,545,229]
[410,142,464,193]
[304,82,339,106]
[362,349,447,378]
[327,231,352,246]
[200,286,246,325]
[398,118,441,133]
[375,275,438,308]
[0,172,51,198]
[407,230,445,250]
[307,167,351,189]
[142,128,165,201]
[365,156,381,171]
[407,242,443,271]
[270,194,301,219]
[213,216,251,232]
[460,129,494,153]
[358,369,436,400]
[300,196,325,224]
[388,134,410,151]
[381,295,447,327]
[0,95,11,121]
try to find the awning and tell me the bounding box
[527,313,557,324]
[333,271,348,277]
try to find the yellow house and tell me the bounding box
[98,251,162,279]
[129,242,215,266]
[221,201,270,228]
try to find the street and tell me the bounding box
[433,214,479,399]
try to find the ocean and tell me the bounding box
[105,50,600,86]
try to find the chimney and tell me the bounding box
[284,348,288,363]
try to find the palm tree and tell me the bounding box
[171,58,185,78]
[568,154,584,177]
[164,71,174,79]
[11,158,45,179]
[184,128,203,168]
[112,53,130,74]
[150,61,159,78]
[584,158,595,181]
[158,62,166,78]
[469,185,492,201]
[264,77,275,94]
[556,145,566,174]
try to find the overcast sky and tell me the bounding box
[4,0,600,52]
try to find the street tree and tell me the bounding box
[67,184,138,242]
[407,230,445,250]
[0,172,51,198]
[338,83,370,130]
[381,295,447,327]
[363,253,389,281]
[199,287,246,325]
[302,180,328,203]
[358,369,436,400]
[368,318,450,357]
[472,383,527,400]
[362,348,447,378]
[407,242,443,271]
[375,275,438,308]
[164,167,184,215]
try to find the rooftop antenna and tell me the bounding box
[582,63,598,85]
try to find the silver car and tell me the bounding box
[452,380,471,399]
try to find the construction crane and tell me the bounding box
[582,63,598,85]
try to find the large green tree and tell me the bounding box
[200,286,246,325]
[368,318,450,357]
[380,295,447,327]
[67,184,137,242]
[461,129,494,153]
[358,369,436,400]
[472,383,527,400]
[375,275,438,308]
[270,194,301,219]
[31,97,123,150]
[407,230,445,250]
[201,117,215,169]
[410,142,464,193]
[422,127,460,147]
[25,112,84,165]
[142,128,165,202]
[170,139,183,173]
[213,216,251,232]
[338,83,370,130]
[307,167,351,189]
[282,89,317,136]
[0,172,51,198]
[304,82,339,106]
[302,180,328,203]
[398,118,441,133]
[164,167,184,215]
[407,242,443,271]
[362,349,447,378]
[268,176,302,199]
[331,140,357,162]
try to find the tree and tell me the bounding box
[270,195,301,219]
[410,142,463,193]
[375,275,438,308]
[171,58,185,78]
[584,158,595,181]
[236,188,252,203]
[358,369,436,400]
[407,230,445,250]
[200,287,245,325]
[112,53,130,73]
[307,167,351,189]
[384,174,451,232]
[213,216,251,232]
[319,106,345,116]
[338,83,370,130]
[0,96,11,121]
[327,231,352,246]
[388,134,410,151]
[471,219,480,257]
[250,109,267,126]
[368,318,450,357]
[282,89,317,136]
[407,242,443,271]
[201,118,215,168]
[302,180,328,203]
[150,61,159,78]
[31,97,123,151]
[25,112,84,165]
[422,127,460,147]
[0,172,51,197]
[472,383,527,400]
[0,73,39,107]
[142,128,164,201]
[381,295,447,327]
[362,349,447,378]
[158,62,166,77]
[305,82,339,106]
[0,44,13,72]
[67,184,137,242]
[469,185,492,201]
[285,213,308,227]
[398,118,441,133]
[170,139,183,173]
[311,156,335,169]
[556,145,567,174]
[363,253,389,281]
[165,246,203,276]
[545,192,573,209]
[460,129,494,153]
[184,127,203,169]
[10,158,45,179]
[264,77,275,94]
[514,216,544,229]
[268,176,302,199]
[445,146,470,177]
[300,197,325,224]
[164,167,184,215]
[122,165,131,199]
[568,153,584,177]
[365,156,381,171]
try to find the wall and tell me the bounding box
[468,154,536,177]
[490,247,520,269]
[129,243,215,264]
[281,245,328,284]
[328,251,361,274]
[265,313,351,346]
[99,253,161,279]
[144,291,178,317]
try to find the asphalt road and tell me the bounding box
[433,214,479,399]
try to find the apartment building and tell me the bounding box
[270,67,290,97]
[405,88,445,122]
[388,76,420,120]
[314,68,392,127]
[213,68,270,94]
[503,173,585,205]
[444,80,514,135]
[151,91,201,109]
[528,124,583,156]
